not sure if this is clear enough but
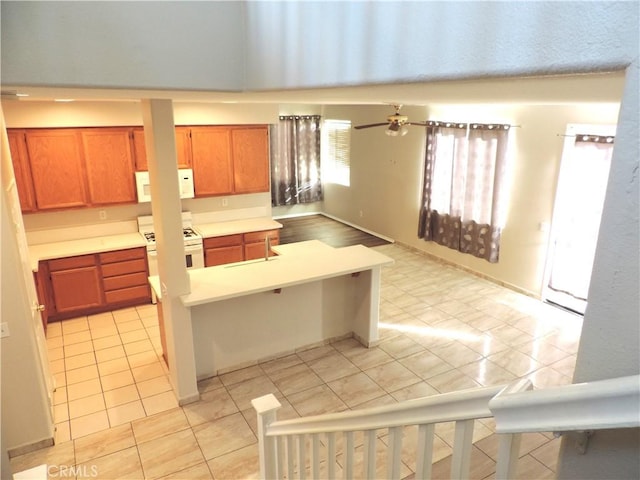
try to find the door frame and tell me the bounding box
[542,123,617,314]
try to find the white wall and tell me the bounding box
[1,1,246,90]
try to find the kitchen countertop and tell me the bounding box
[194,217,282,238]
[26,217,283,272]
[28,233,146,272]
[149,240,394,307]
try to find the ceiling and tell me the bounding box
[1,71,626,106]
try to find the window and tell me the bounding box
[322,119,351,187]
[418,122,511,263]
[270,115,322,206]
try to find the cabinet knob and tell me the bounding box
[35,304,45,312]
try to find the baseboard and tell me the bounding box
[316,212,396,244]
[8,437,54,458]
[272,211,323,220]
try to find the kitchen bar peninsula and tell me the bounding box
[150,240,393,379]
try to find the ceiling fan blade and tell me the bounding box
[354,122,389,129]
[407,122,428,126]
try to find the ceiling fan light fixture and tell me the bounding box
[385,124,408,136]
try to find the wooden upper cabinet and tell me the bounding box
[191,126,234,196]
[175,127,192,169]
[24,129,89,210]
[7,130,37,212]
[132,126,192,171]
[81,128,136,205]
[232,126,270,194]
[132,128,147,171]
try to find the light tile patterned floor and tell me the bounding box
[11,243,582,479]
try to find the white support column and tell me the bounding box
[252,394,282,480]
[140,99,198,404]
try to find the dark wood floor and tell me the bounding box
[277,214,391,248]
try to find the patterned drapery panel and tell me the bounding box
[270,115,322,206]
[418,122,510,263]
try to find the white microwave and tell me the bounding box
[135,169,195,203]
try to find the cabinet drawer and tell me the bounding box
[243,229,280,243]
[48,254,96,271]
[105,285,150,304]
[205,245,244,266]
[103,272,148,291]
[203,234,243,249]
[101,259,147,277]
[100,247,146,264]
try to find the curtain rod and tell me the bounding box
[556,134,615,143]
[426,120,521,129]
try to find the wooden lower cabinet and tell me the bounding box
[204,229,280,266]
[48,255,103,314]
[243,230,280,261]
[100,247,151,305]
[204,234,244,266]
[40,247,151,322]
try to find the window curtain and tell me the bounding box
[270,115,322,206]
[547,134,614,300]
[418,122,510,263]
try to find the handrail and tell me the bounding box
[490,374,640,434]
[263,384,507,437]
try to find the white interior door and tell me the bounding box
[543,124,616,314]
[5,175,55,415]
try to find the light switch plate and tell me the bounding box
[0,322,9,338]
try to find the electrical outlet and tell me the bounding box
[99,210,107,220]
[222,198,228,207]
[1,323,9,338]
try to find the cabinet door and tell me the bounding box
[232,126,270,194]
[175,126,192,169]
[205,246,244,266]
[50,265,103,313]
[132,127,191,171]
[191,126,234,196]
[81,128,136,205]
[133,128,148,171]
[7,130,37,212]
[243,229,279,261]
[24,129,89,210]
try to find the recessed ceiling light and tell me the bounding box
[15,93,29,97]
[54,98,75,102]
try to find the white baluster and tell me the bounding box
[299,434,307,480]
[311,433,320,479]
[251,394,282,480]
[415,424,435,480]
[450,419,474,480]
[387,426,403,480]
[327,432,336,479]
[495,433,522,480]
[287,435,295,479]
[344,431,354,479]
[364,430,377,479]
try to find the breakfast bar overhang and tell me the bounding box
[150,240,394,381]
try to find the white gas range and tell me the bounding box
[137,212,205,280]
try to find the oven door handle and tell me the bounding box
[184,244,203,253]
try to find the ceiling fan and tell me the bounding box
[353,104,427,136]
